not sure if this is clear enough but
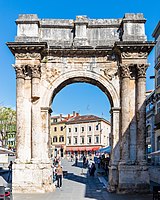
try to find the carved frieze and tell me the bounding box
[137,64,149,78]
[15,53,41,60]
[120,64,130,78]
[121,52,148,59]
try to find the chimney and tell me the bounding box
[73,111,75,116]
[76,113,79,117]
[68,114,70,119]
[60,114,62,120]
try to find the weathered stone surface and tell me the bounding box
[7,14,155,193]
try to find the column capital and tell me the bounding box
[137,64,149,78]
[120,64,130,78]
[14,64,25,79]
[31,64,41,78]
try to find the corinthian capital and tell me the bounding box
[120,64,130,78]
[14,64,25,79]
[31,64,41,78]
[137,64,149,78]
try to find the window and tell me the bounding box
[88,126,91,131]
[69,128,71,132]
[157,136,160,150]
[75,127,77,132]
[157,69,160,87]
[60,126,63,131]
[68,137,71,144]
[95,136,99,143]
[53,136,57,143]
[88,136,91,144]
[96,125,99,130]
[74,137,77,144]
[146,126,151,137]
[81,137,84,144]
[59,136,64,142]
[54,127,57,132]
[81,127,84,132]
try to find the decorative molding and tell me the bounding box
[121,52,148,59]
[137,64,149,78]
[15,53,41,60]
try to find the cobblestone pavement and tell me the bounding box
[13,158,152,200]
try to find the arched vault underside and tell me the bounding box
[7,13,154,193]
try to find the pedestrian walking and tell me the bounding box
[75,156,78,166]
[56,163,63,188]
[90,163,96,176]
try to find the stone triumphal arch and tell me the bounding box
[7,13,154,193]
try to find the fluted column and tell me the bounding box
[120,64,130,163]
[110,107,121,164]
[136,64,148,163]
[31,64,42,162]
[15,65,27,162]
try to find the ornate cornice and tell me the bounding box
[137,64,149,78]
[6,42,47,56]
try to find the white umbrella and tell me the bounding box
[0,147,14,154]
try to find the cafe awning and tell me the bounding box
[66,146,101,152]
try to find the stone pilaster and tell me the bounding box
[31,64,42,162]
[41,107,52,162]
[108,107,120,192]
[136,64,148,163]
[120,64,130,163]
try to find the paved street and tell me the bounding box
[13,158,152,200]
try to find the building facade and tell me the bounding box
[65,115,111,156]
[145,91,155,163]
[153,21,160,164]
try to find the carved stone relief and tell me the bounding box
[15,53,41,60]
[121,52,148,59]
[46,67,61,84]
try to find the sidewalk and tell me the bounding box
[13,158,152,200]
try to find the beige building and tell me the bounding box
[50,115,66,157]
[65,115,111,155]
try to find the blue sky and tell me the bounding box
[0,0,159,120]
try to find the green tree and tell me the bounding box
[0,107,16,148]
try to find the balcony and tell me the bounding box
[155,112,160,126]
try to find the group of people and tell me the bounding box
[52,157,63,188]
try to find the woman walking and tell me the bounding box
[56,163,63,188]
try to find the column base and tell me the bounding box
[117,163,150,193]
[12,163,55,193]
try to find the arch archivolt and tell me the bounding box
[40,69,120,109]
